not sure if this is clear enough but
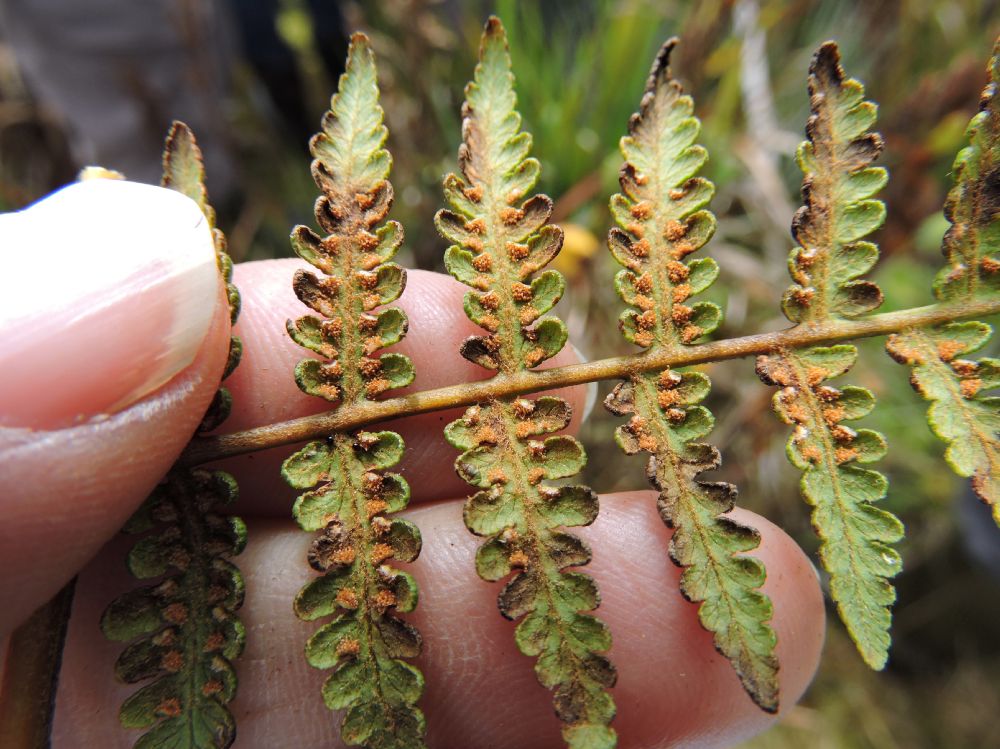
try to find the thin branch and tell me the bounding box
[0,580,76,749]
[179,298,1000,467]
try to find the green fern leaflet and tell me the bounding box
[889,40,1000,525]
[101,123,247,749]
[437,18,617,749]
[283,33,426,749]
[604,38,778,711]
[757,42,902,669]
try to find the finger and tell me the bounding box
[216,260,591,513]
[55,493,824,748]
[0,180,231,634]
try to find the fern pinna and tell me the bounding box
[887,40,1000,525]
[100,123,247,748]
[755,43,903,670]
[280,34,426,749]
[603,39,779,712]
[436,18,617,749]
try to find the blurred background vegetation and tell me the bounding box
[2,0,1000,746]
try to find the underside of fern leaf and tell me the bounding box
[756,346,900,669]
[436,18,616,749]
[101,470,246,749]
[887,39,1000,526]
[888,324,1000,523]
[934,38,1000,304]
[758,43,902,670]
[282,34,426,749]
[101,122,247,748]
[603,39,778,712]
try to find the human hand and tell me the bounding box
[1,182,825,747]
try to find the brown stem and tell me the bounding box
[0,580,77,749]
[551,170,602,223]
[179,297,1000,467]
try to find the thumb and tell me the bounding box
[0,179,231,634]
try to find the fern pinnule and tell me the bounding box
[100,122,247,749]
[281,33,426,749]
[887,37,1000,524]
[604,38,779,712]
[437,17,616,749]
[757,42,902,670]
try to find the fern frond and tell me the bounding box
[758,43,902,670]
[758,340,901,670]
[101,123,247,748]
[283,34,425,749]
[436,20,570,373]
[888,40,1000,524]
[283,433,423,749]
[437,18,616,749]
[604,39,778,712]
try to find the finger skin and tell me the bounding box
[218,260,589,514]
[55,492,824,748]
[0,298,230,635]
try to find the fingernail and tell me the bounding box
[0,179,220,429]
